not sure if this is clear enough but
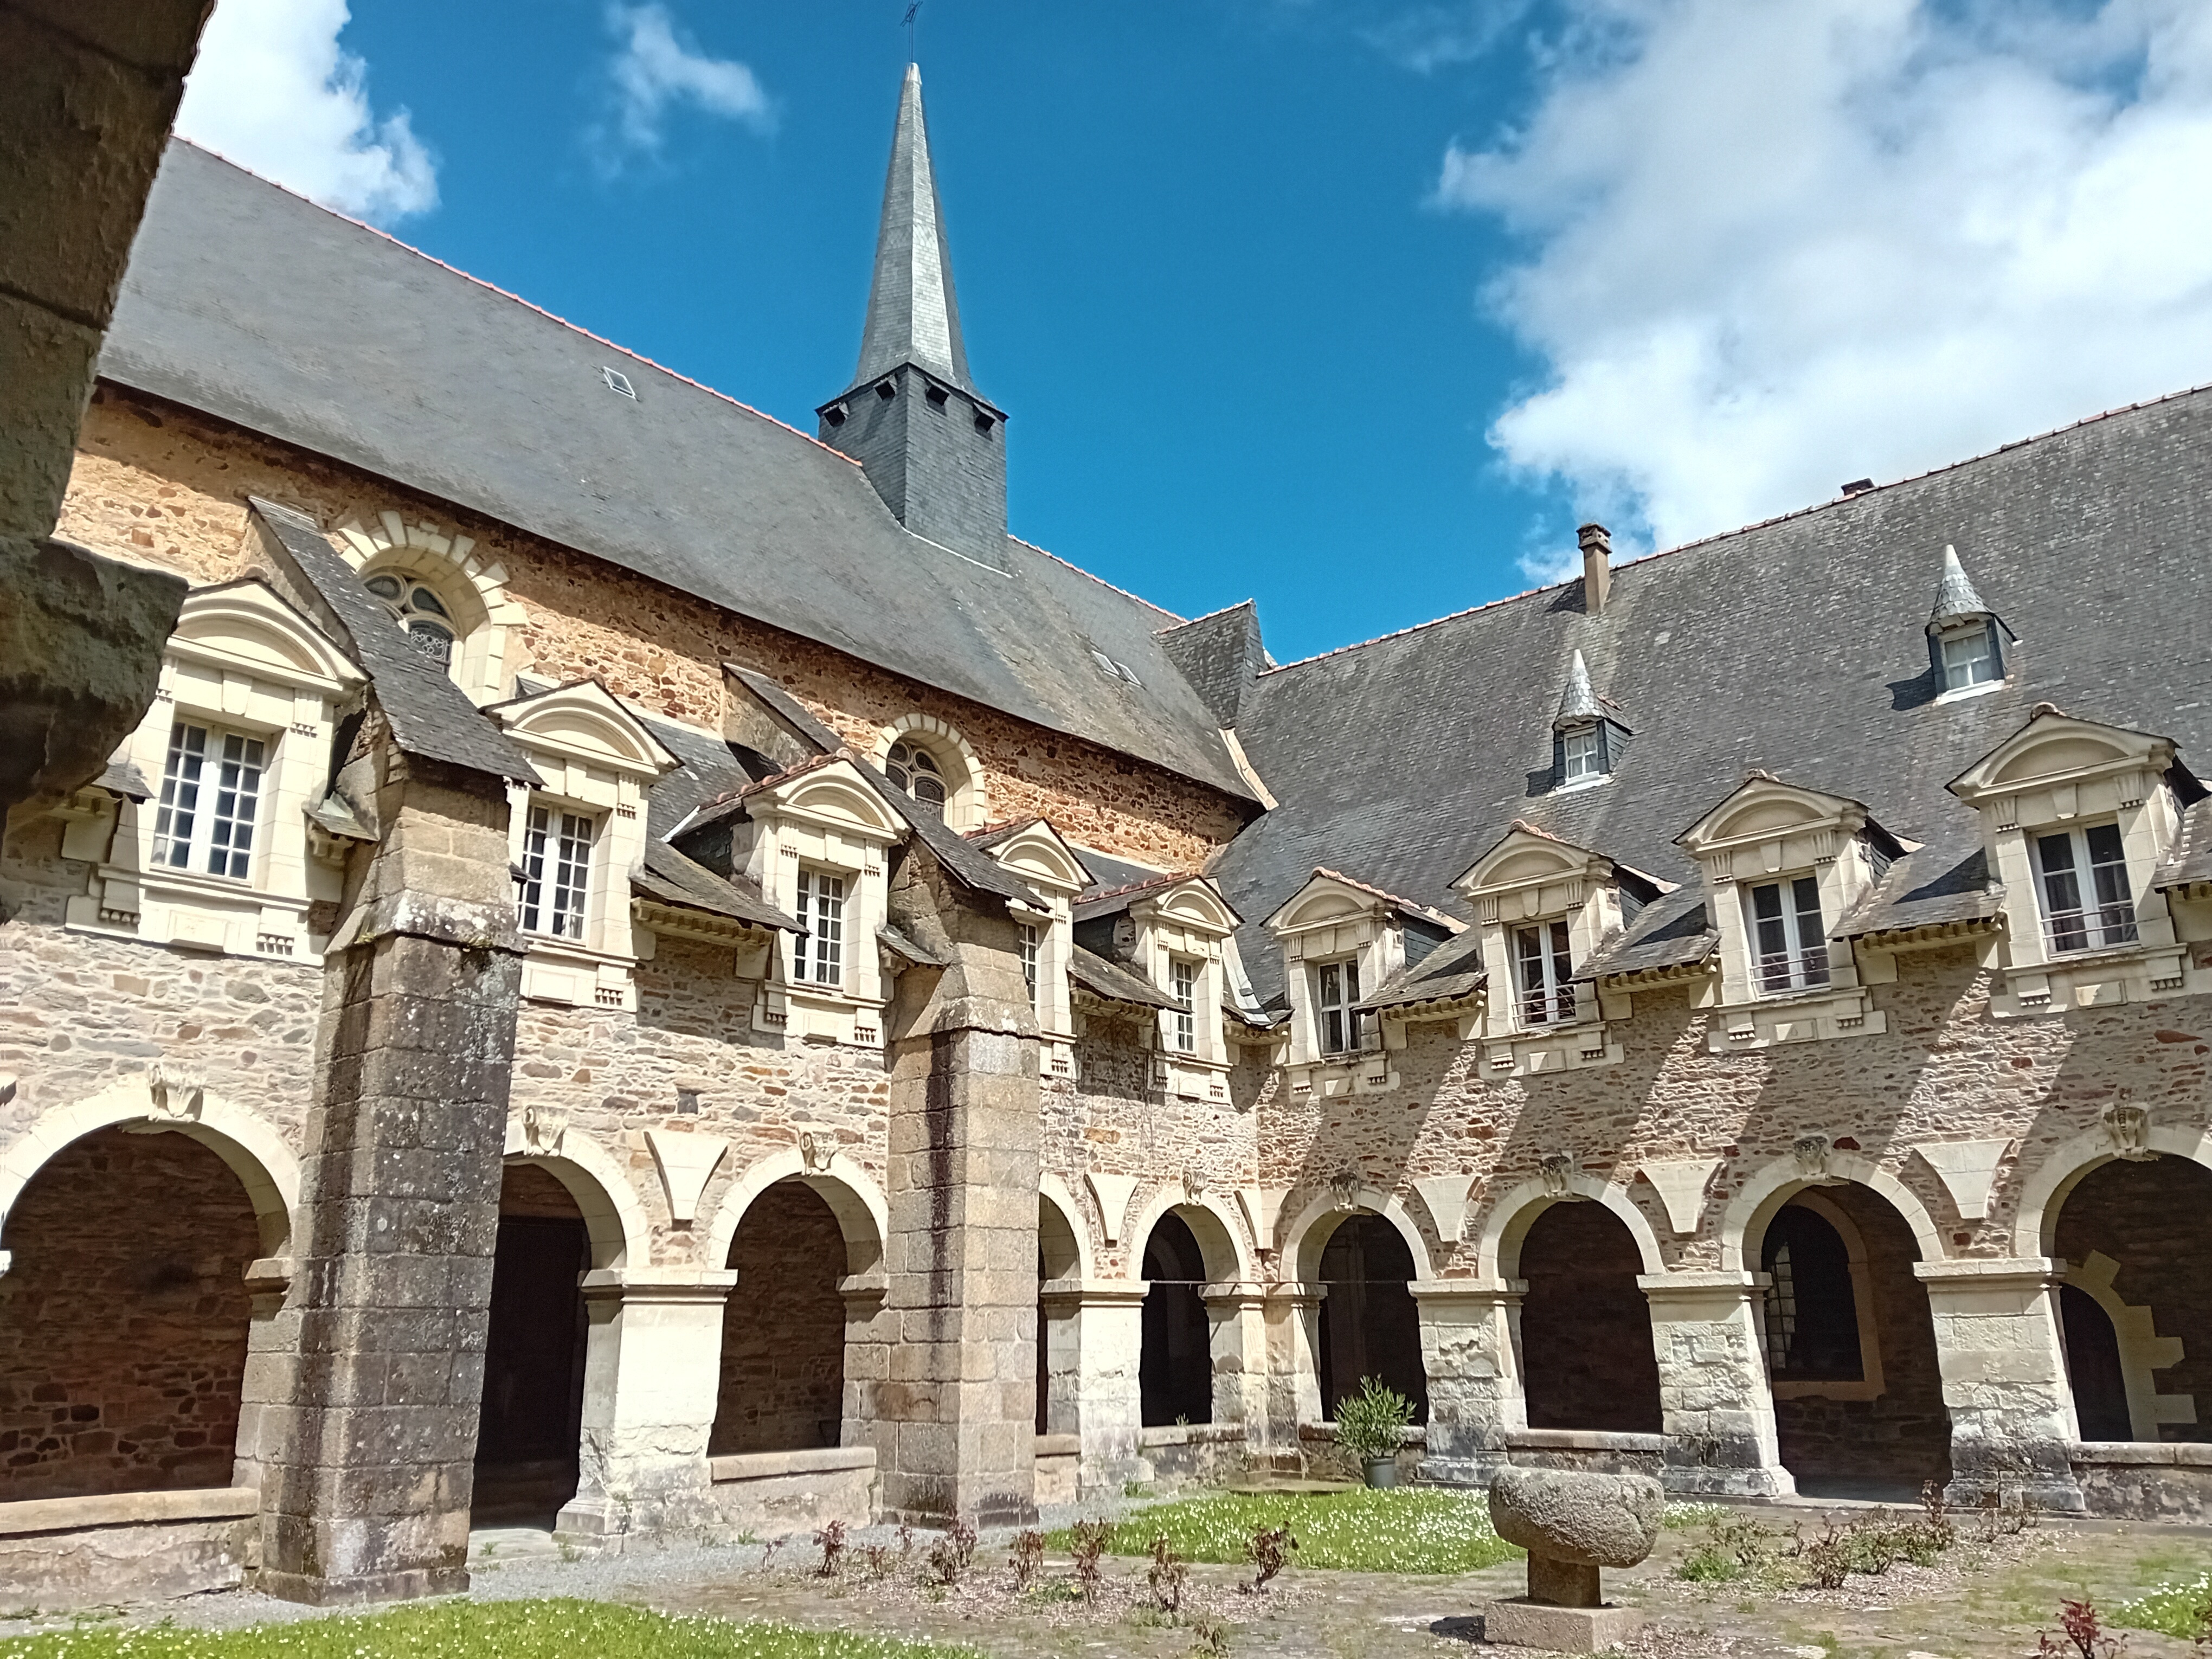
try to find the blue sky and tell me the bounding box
[175,0,2212,664]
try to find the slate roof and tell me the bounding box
[1158,602,1270,729]
[104,143,1254,804]
[1216,388,2212,998]
[1359,930,1487,1013]
[249,498,541,785]
[634,841,798,933]
[2159,797,2212,891]
[1069,944,1178,1011]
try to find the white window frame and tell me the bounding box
[2033,821,2138,955]
[1937,620,2001,693]
[152,719,268,883]
[1313,956,1366,1055]
[1169,955,1198,1053]
[518,801,595,941]
[1745,874,1830,995]
[1513,918,1578,1026]
[1560,725,1602,785]
[1018,921,1040,1012]
[793,865,848,987]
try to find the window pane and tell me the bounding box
[1171,959,1196,1052]
[153,722,207,870]
[406,620,454,667]
[1019,923,1039,1010]
[520,805,549,933]
[1791,877,1828,987]
[1562,728,1600,781]
[1941,625,1996,688]
[793,868,812,980]
[206,732,265,879]
[814,871,844,984]
[551,812,592,938]
[409,586,449,618]
[2037,832,2086,949]
[364,574,404,601]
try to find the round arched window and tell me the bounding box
[362,573,457,667]
[885,740,947,815]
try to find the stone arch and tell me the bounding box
[0,1078,300,1262]
[871,712,988,831]
[1040,1173,1093,1281]
[1125,1185,1253,1283]
[2011,1124,2212,1259]
[1476,1174,1664,1282]
[501,1120,651,1271]
[1722,1152,1946,1273]
[704,1149,889,1278]
[1281,1186,1437,1285]
[332,509,531,704]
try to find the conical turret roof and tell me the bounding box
[1930,544,1990,625]
[1554,648,1602,727]
[848,64,979,398]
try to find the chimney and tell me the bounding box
[1578,523,1612,614]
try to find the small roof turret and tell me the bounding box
[1930,544,1991,626]
[1554,648,1602,728]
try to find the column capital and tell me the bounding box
[1039,1276,1152,1309]
[1913,1256,2063,1295]
[578,1266,738,1305]
[1409,1276,1522,1304]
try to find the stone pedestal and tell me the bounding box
[1639,1270,1793,1497]
[1484,1598,1645,1652]
[253,901,523,1604]
[1915,1257,2085,1513]
[557,1268,736,1547]
[1411,1278,1525,1485]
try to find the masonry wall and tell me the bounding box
[2054,1156,2212,1441]
[1516,1202,1663,1435]
[0,1127,261,1501]
[713,1183,849,1455]
[57,387,1246,872]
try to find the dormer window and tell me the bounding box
[1514,921,1577,1024]
[1314,957,1366,1054]
[2035,824,2138,954]
[1926,545,2007,698]
[153,721,265,880]
[362,572,458,667]
[885,740,947,815]
[1560,726,1602,785]
[1551,650,1625,789]
[519,804,593,940]
[1747,876,1829,994]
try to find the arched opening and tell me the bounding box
[1516,1201,1662,1433]
[1038,1197,1082,1436]
[1754,1186,1950,1497]
[2053,1155,2212,1443]
[0,1125,262,1500]
[474,1164,590,1525]
[1315,1213,1427,1423]
[713,1180,849,1453]
[1140,1212,1213,1427]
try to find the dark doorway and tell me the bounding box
[0,1127,261,1501]
[1316,1214,1427,1422]
[1517,1201,1662,1433]
[474,1165,590,1525]
[1140,1212,1213,1426]
[2060,1285,2133,1441]
[1761,1205,1863,1382]
[713,1181,848,1454]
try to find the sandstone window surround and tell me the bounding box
[488,678,681,1014]
[1451,825,1658,1079]
[725,756,904,1047]
[1947,708,2205,1015]
[974,819,1094,1079]
[1676,774,1898,1052]
[1130,878,1239,1102]
[870,713,986,832]
[65,579,366,962]
[330,510,531,706]
[1263,869,1461,1097]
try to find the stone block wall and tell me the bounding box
[0,1127,261,1500]
[2054,1155,2212,1438]
[712,1182,849,1455]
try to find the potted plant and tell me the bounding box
[1334,1375,1415,1489]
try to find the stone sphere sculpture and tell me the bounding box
[1484,1467,1664,1652]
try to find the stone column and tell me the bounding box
[557,1268,736,1548]
[253,763,524,1605]
[1412,1279,1526,1486]
[1639,1270,1793,1497]
[879,858,1042,1527]
[1040,1278,1148,1494]
[840,1269,892,1458]
[230,1256,298,1494]
[1259,1282,1325,1467]
[1203,1281,1270,1438]
[1915,1257,2085,1513]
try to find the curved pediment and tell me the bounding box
[172,581,363,690]
[783,769,903,835]
[493,679,680,775]
[1991,734,2134,785]
[1678,776,1864,856]
[983,821,1090,892]
[1950,709,2174,801]
[1152,878,1238,935]
[1452,822,1605,899]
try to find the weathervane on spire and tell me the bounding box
[902,0,923,59]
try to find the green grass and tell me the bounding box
[1047,1488,1521,1574]
[2111,1570,2212,1639]
[0,1600,981,1659]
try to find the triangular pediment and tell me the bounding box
[1949,708,2175,802]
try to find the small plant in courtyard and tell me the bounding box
[859,1544,893,1580]
[2113,1571,2212,1642]
[896,1522,915,1562]
[814,1519,848,1578]
[1149,1533,1190,1614]
[2042,1598,2126,1659]
[1920,1480,1955,1549]
[1008,1528,1045,1591]
[1333,1375,1416,1486]
[1244,1524,1296,1593]
[1186,1615,1232,1657]
[1976,1489,2037,1540]
[926,1519,979,1586]
[1071,1517,1111,1602]
[1676,1514,1783,1583]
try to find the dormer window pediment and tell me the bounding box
[1264,869,1457,1085]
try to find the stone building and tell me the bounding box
[4,63,2211,1607]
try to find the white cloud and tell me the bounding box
[1366,1,1533,73]
[592,4,775,172]
[1435,0,2212,564]
[175,0,436,222]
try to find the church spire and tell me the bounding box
[851,63,975,397]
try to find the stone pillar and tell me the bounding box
[1915,1257,2085,1513]
[253,762,524,1605]
[1259,1282,1325,1467]
[840,1270,892,1456]
[1041,1278,1148,1494]
[230,1256,298,1494]
[1203,1281,1270,1439]
[1412,1278,1526,1485]
[879,858,1041,1527]
[1639,1270,1793,1497]
[557,1268,736,1548]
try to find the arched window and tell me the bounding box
[884,739,948,816]
[363,571,459,667]
[1761,1204,1863,1381]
